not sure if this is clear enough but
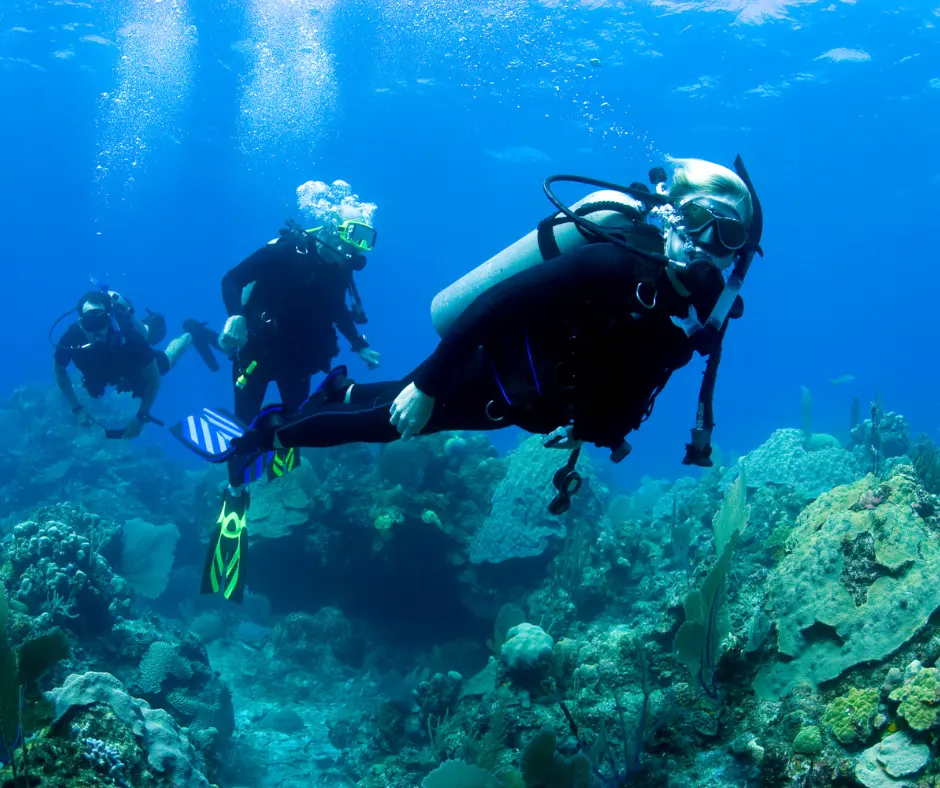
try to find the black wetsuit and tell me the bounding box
[54,323,169,398]
[221,237,368,424]
[271,242,730,452]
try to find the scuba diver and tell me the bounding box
[53,285,221,439]
[201,211,381,602]
[175,156,762,599]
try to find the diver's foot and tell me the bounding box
[184,319,222,372]
[142,310,167,346]
[223,484,250,509]
[230,405,283,460]
[309,366,354,408]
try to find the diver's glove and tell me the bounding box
[543,425,583,451]
[390,383,435,440]
[219,315,248,355]
[357,347,381,370]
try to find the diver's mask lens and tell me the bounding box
[679,200,747,252]
[337,220,376,252]
[80,309,110,333]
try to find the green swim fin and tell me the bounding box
[266,447,301,481]
[202,489,249,603]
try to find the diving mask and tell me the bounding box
[79,308,111,334]
[336,219,376,253]
[677,198,747,255]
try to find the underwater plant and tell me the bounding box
[673,468,749,698]
[910,436,940,496]
[0,583,69,786]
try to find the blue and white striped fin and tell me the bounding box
[170,407,245,462]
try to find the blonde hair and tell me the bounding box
[667,157,753,227]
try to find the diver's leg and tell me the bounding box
[275,369,505,448]
[205,357,267,603]
[229,361,269,487]
[276,373,312,417]
[275,380,407,448]
[163,334,193,369]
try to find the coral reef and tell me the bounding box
[470,436,605,564]
[754,467,940,698]
[5,382,940,788]
[5,504,132,632]
[725,427,862,501]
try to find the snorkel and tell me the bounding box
[541,154,763,350]
[542,157,764,468]
[701,155,763,334]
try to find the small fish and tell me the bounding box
[830,374,856,386]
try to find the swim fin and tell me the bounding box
[171,404,284,482]
[184,319,221,372]
[142,309,167,346]
[266,446,301,481]
[202,488,249,603]
[171,406,244,462]
[300,365,354,412]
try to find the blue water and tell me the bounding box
[1,0,937,488]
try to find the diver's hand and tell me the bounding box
[121,416,145,440]
[219,315,248,355]
[390,383,434,440]
[357,347,381,370]
[543,425,582,451]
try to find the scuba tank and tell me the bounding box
[431,190,654,338]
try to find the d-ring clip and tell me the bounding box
[636,282,658,310]
[485,400,505,422]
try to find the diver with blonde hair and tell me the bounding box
[176,156,763,533]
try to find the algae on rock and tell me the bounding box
[754,467,940,700]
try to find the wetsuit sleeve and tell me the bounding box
[54,342,72,367]
[414,243,635,398]
[332,273,368,351]
[54,324,81,366]
[222,245,276,317]
[335,305,368,351]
